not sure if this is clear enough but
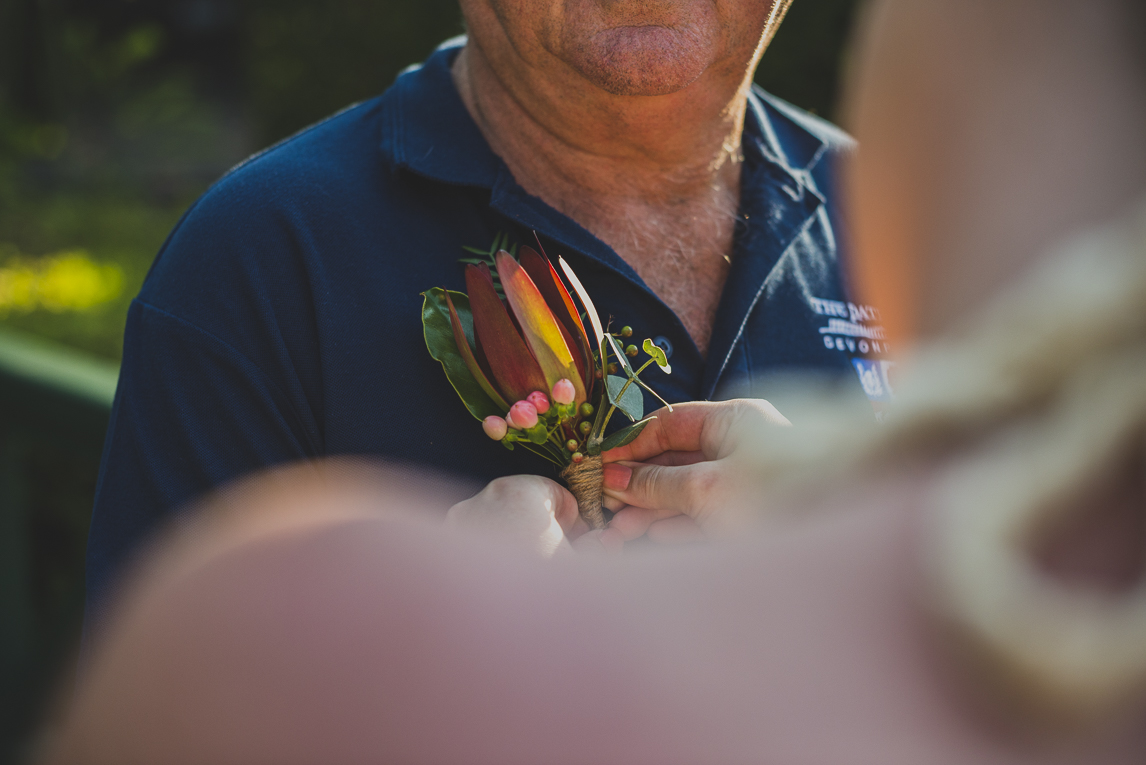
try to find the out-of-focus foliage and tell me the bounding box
[0,0,247,360]
[246,0,464,147]
[0,247,123,316]
[0,0,860,364]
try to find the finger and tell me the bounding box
[607,505,681,542]
[602,494,626,513]
[604,460,720,521]
[646,516,705,544]
[601,402,724,463]
[644,450,706,467]
[602,459,703,512]
[571,529,623,555]
[566,516,590,540]
[597,527,626,553]
[550,482,582,535]
[603,399,790,464]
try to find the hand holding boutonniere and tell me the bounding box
[422,236,672,529]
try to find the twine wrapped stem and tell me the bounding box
[561,455,605,530]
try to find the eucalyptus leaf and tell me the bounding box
[599,417,654,452]
[422,288,503,421]
[606,334,634,375]
[642,338,672,373]
[606,374,644,422]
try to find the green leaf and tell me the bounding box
[606,374,643,422]
[422,288,504,421]
[443,291,511,412]
[599,417,654,452]
[642,338,672,374]
[606,334,634,375]
[526,423,549,445]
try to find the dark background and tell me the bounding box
[0,1,860,762]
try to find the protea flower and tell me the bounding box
[422,238,672,528]
[453,247,592,414]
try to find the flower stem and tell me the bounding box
[562,455,605,529]
[517,442,564,467]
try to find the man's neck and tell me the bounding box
[453,42,748,201]
[453,42,756,355]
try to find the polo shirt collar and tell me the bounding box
[380,37,502,188]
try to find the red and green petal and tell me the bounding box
[465,263,548,403]
[497,250,587,406]
[518,245,594,388]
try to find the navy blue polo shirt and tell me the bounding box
[87,39,883,609]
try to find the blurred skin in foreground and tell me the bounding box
[41,0,1146,762]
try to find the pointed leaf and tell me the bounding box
[606,334,634,375]
[421,289,504,420]
[465,265,548,404]
[519,246,593,386]
[606,374,644,422]
[642,337,672,374]
[497,251,587,405]
[445,292,511,412]
[559,256,606,371]
[600,417,655,452]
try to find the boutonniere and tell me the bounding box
[422,235,672,529]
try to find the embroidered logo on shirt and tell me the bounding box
[810,297,891,356]
[809,296,895,411]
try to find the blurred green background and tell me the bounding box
[0,0,859,761]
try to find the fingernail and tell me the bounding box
[603,463,632,491]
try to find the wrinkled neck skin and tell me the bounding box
[452,4,780,354]
[453,36,749,204]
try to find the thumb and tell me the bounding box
[603,460,720,522]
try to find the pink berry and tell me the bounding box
[508,400,539,430]
[482,416,508,440]
[551,378,576,405]
[526,390,551,414]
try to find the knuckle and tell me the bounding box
[685,465,720,509]
[634,464,665,504]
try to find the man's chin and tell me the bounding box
[566,25,716,96]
